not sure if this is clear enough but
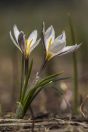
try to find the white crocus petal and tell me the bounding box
[10,31,22,52]
[44,25,55,51]
[45,25,55,41]
[49,40,65,54]
[28,30,37,47]
[30,38,41,53]
[58,44,81,56]
[56,31,66,46]
[49,32,66,54]
[13,25,20,43]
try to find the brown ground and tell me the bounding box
[0,114,88,132]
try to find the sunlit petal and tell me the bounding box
[49,32,66,54]
[10,31,22,52]
[13,25,20,43]
[58,44,81,56]
[49,41,65,54]
[30,38,41,53]
[27,30,37,47]
[55,31,66,45]
[44,25,55,51]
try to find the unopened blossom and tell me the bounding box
[44,25,81,61]
[10,25,40,58]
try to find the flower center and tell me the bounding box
[48,37,52,51]
[46,38,53,60]
[25,39,33,57]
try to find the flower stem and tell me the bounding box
[21,58,29,102]
[24,58,35,130]
[39,59,48,76]
[20,55,25,100]
[68,14,79,114]
[25,58,29,77]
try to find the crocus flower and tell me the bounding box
[44,25,81,61]
[10,25,40,58]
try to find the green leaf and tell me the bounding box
[21,59,33,102]
[23,72,62,101]
[22,85,39,114]
[36,72,63,86]
[23,72,63,103]
[16,102,24,118]
[30,77,70,104]
[22,73,64,115]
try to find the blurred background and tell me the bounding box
[0,0,88,116]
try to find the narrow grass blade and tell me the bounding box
[22,73,64,115]
[68,14,79,114]
[21,59,33,102]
